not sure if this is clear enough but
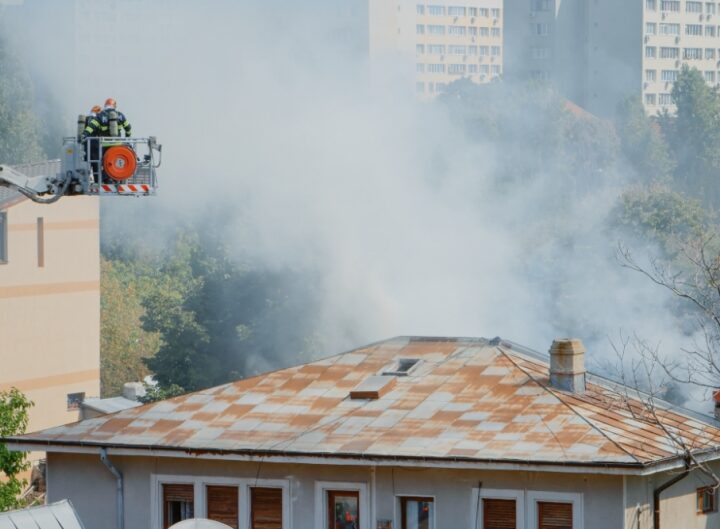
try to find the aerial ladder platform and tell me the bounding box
[0,121,162,204]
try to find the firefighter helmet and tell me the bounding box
[104,98,117,110]
[91,105,102,114]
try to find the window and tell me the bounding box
[427,63,445,73]
[532,23,550,36]
[416,4,425,15]
[66,392,85,410]
[491,46,501,56]
[707,25,717,37]
[448,25,466,35]
[645,93,657,105]
[327,491,359,529]
[707,48,716,59]
[646,46,657,58]
[684,47,703,59]
[646,69,657,81]
[427,24,445,34]
[687,1,703,12]
[661,69,678,81]
[705,71,716,83]
[708,2,717,14]
[659,93,673,105]
[533,0,552,10]
[646,22,657,35]
[479,8,489,17]
[491,27,501,37]
[251,488,282,529]
[448,45,466,55]
[435,82,446,93]
[686,24,703,36]
[427,44,445,54]
[532,47,550,59]
[427,5,445,15]
[416,63,425,73]
[491,65,501,76]
[468,45,478,55]
[448,64,466,74]
[469,64,478,73]
[400,497,433,529]
[448,6,466,16]
[647,0,657,9]
[416,24,425,34]
[416,44,425,54]
[483,499,516,529]
[163,484,194,529]
[206,486,238,529]
[480,64,490,75]
[698,487,717,514]
[660,46,679,58]
[538,502,572,529]
[479,27,490,36]
[661,0,680,11]
[469,7,478,16]
[659,23,680,35]
[491,8,501,18]
[479,45,489,56]
[468,26,478,35]
[0,211,6,264]
[36,217,44,268]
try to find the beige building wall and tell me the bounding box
[368,0,504,97]
[0,194,100,442]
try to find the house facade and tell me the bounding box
[8,336,720,529]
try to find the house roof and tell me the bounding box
[0,500,85,529]
[81,396,143,415]
[8,337,720,471]
[0,160,60,209]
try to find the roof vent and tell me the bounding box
[349,376,397,400]
[549,339,586,394]
[383,358,420,377]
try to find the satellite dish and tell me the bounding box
[169,519,233,529]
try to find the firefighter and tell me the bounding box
[81,98,132,181]
[85,105,102,127]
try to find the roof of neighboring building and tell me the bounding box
[81,396,143,415]
[0,500,85,529]
[0,160,61,209]
[8,336,720,471]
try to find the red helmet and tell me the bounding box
[91,105,102,114]
[104,98,117,110]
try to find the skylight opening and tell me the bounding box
[383,358,420,376]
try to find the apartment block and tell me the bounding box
[506,0,720,117]
[369,0,505,97]
[0,163,100,457]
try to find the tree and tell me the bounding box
[100,257,161,397]
[615,95,674,181]
[0,32,43,165]
[0,388,33,511]
[665,66,720,203]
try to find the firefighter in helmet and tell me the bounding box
[81,98,132,180]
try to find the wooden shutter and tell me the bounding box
[207,486,239,529]
[483,498,516,529]
[163,484,194,529]
[163,484,194,503]
[538,502,573,529]
[251,487,283,529]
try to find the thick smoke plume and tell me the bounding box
[4,1,695,393]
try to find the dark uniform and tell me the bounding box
[81,109,132,180]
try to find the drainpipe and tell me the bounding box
[100,447,124,529]
[652,461,690,529]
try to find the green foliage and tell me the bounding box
[137,383,185,404]
[0,33,43,164]
[615,95,674,181]
[664,66,720,203]
[0,388,33,512]
[100,257,161,397]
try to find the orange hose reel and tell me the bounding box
[103,145,137,181]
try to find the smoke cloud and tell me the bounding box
[4,0,697,400]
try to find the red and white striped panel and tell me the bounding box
[99,183,151,194]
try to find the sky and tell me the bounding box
[2,0,701,401]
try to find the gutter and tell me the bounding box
[653,458,691,529]
[100,448,124,529]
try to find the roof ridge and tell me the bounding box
[497,346,642,465]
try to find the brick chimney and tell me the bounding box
[549,339,586,393]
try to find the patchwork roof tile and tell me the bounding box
[10,337,720,469]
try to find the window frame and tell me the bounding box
[151,474,290,529]
[314,481,369,529]
[697,486,717,514]
[471,488,524,529]
[527,491,583,529]
[397,495,436,529]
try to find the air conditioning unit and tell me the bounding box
[675,36,680,43]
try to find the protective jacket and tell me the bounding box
[83,109,132,138]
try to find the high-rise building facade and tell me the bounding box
[369,0,505,97]
[506,0,720,117]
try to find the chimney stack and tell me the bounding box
[549,339,586,393]
[713,390,720,420]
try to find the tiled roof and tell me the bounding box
[10,337,720,468]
